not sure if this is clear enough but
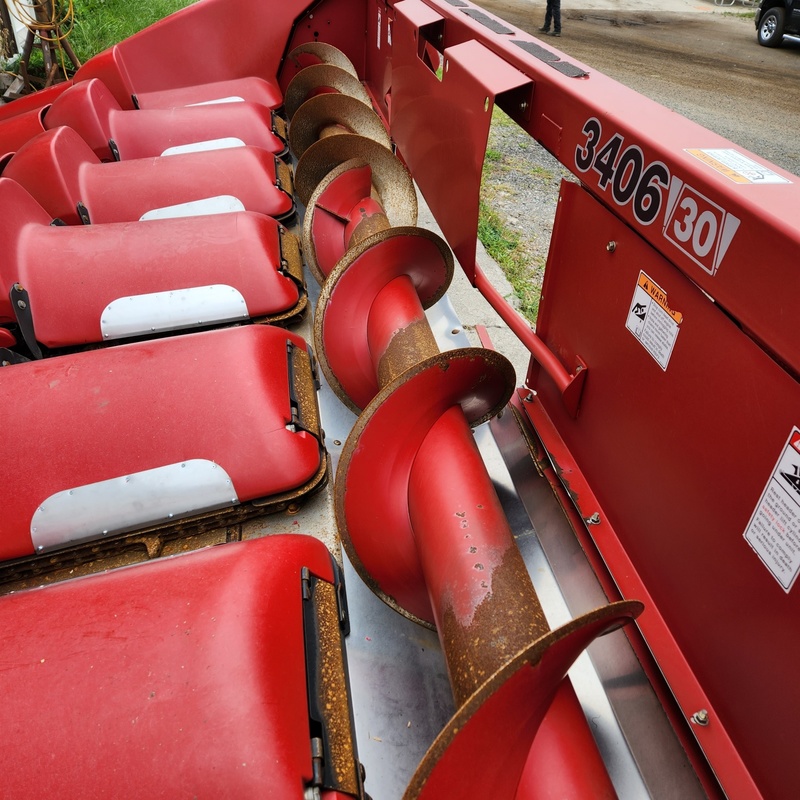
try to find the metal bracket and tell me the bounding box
[108,139,121,162]
[76,201,91,225]
[9,283,42,360]
[0,347,29,366]
[286,341,322,440]
[277,225,307,294]
[301,567,365,798]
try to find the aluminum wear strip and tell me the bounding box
[139,195,246,220]
[100,285,249,340]
[30,460,239,553]
[186,96,245,106]
[161,137,246,156]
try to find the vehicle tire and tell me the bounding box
[758,7,785,47]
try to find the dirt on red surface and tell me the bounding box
[479,0,800,174]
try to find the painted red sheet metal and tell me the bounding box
[0,325,321,561]
[76,44,283,109]
[4,126,294,224]
[43,79,285,161]
[0,178,300,347]
[0,534,333,797]
[382,0,800,380]
[527,179,800,799]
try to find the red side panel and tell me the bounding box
[529,181,800,799]
[0,535,333,798]
[4,127,292,224]
[0,325,321,561]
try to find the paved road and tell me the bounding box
[480,0,800,175]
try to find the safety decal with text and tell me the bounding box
[625,271,682,371]
[744,428,800,592]
[686,148,791,185]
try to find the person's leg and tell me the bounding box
[540,0,552,31]
[552,0,561,33]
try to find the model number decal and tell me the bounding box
[575,118,740,274]
[575,117,669,225]
[662,179,740,276]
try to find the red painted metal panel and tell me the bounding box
[0,179,299,346]
[0,535,332,797]
[391,2,532,280]
[0,104,48,154]
[4,127,293,224]
[527,180,800,798]
[75,0,311,95]
[386,0,800,379]
[0,325,321,561]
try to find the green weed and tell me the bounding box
[70,0,194,63]
[477,200,542,322]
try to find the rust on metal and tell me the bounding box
[441,544,549,706]
[334,350,518,626]
[284,64,372,120]
[404,601,644,799]
[288,93,391,157]
[376,317,440,389]
[287,41,359,78]
[301,155,418,285]
[294,134,411,207]
[275,157,295,198]
[310,579,363,795]
[347,209,392,247]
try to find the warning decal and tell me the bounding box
[625,271,682,370]
[686,148,791,185]
[744,428,800,592]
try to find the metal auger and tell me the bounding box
[289,48,643,798]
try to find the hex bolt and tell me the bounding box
[606,241,617,253]
[691,709,710,726]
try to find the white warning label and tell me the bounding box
[686,148,791,185]
[744,428,800,592]
[625,271,682,371]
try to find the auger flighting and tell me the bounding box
[287,45,643,798]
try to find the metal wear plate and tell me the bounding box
[139,195,246,221]
[186,95,245,106]
[30,460,239,553]
[160,137,246,156]
[100,285,249,340]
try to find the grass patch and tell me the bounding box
[477,199,542,322]
[69,0,195,63]
[18,0,194,79]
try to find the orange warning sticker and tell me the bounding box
[636,273,683,324]
[626,271,683,371]
[686,148,791,185]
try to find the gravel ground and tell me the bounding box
[481,112,573,317]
